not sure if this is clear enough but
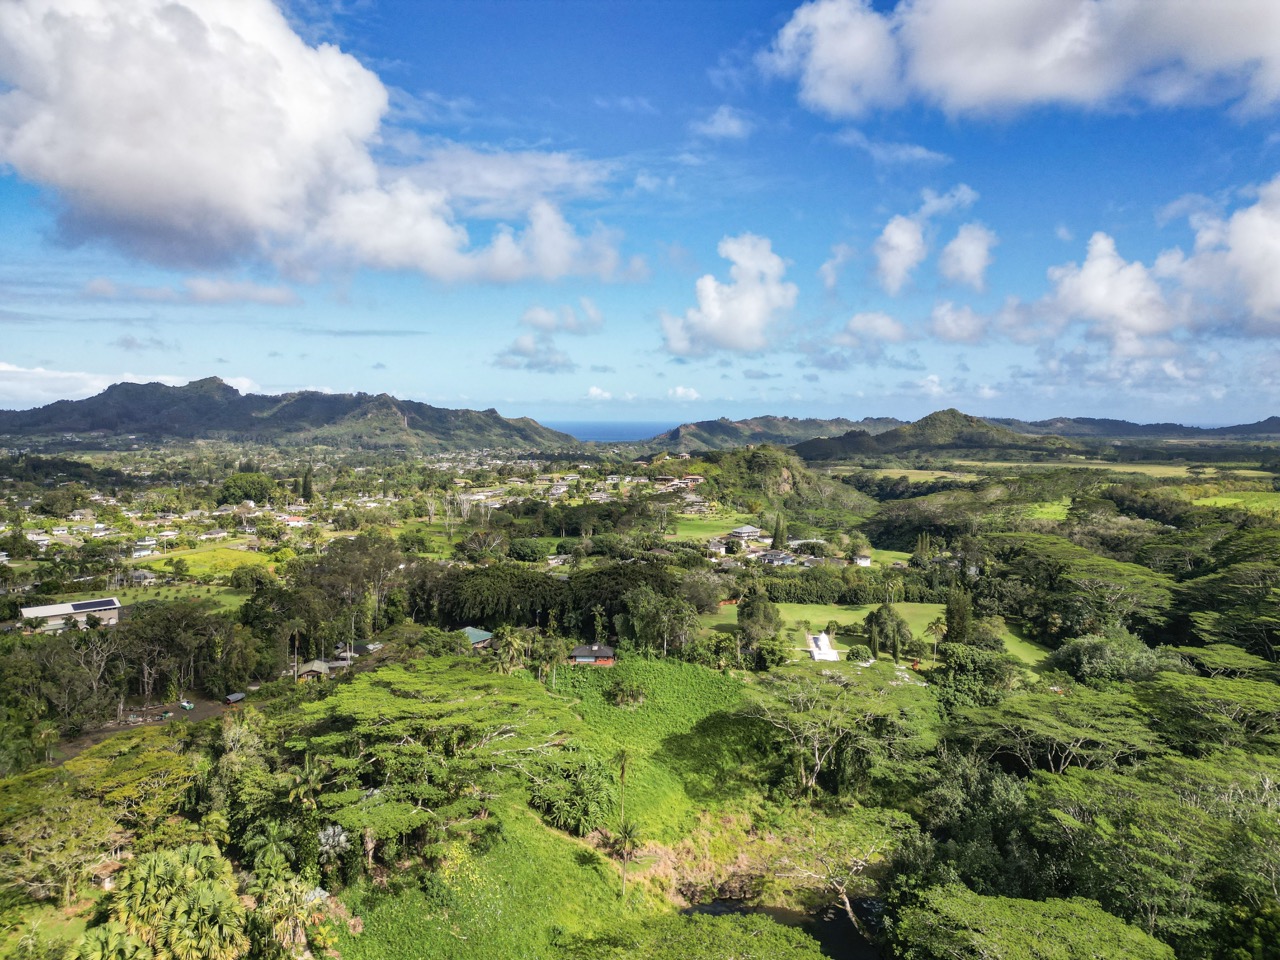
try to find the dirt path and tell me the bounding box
[53,695,228,764]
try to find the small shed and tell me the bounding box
[571,643,616,666]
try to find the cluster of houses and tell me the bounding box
[703,523,872,569]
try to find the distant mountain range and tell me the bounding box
[1,379,1278,453]
[0,378,576,451]
[636,415,906,452]
[789,409,1280,461]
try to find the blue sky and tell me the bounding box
[3,0,1280,425]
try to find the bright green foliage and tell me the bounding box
[91,845,248,960]
[557,914,827,959]
[928,643,1022,709]
[67,923,154,960]
[288,659,574,861]
[749,666,939,796]
[954,688,1162,773]
[1137,672,1280,755]
[891,885,1175,959]
[0,781,120,906]
[1026,757,1273,945]
[1168,644,1280,679]
[63,726,202,832]
[1046,632,1189,684]
[622,585,700,657]
[866,602,913,662]
[528,749,616,836]
[736,587,781,645]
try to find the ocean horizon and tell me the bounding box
[543,420,679,443]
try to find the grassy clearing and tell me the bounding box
[870,547,911,566]
[1001,626,1054,673]
[701,600,946,645]
[337,802,646,960]
[549,659,752,841]
[136,545,269,577]
[59,584,250,612]
[950,458,1260,478]
[668,512,758,541]
[1025,497,1071,520]
[1192,491,1280,515]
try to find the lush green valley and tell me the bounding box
[0,430,1278,959]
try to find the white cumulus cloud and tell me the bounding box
[668,386,701,401]
[586,386,612,401]
[762,0,1280,118]
[930,300,987,342]
[0,0,623,282]
[0,362,187,408]
[873,185,977,295]
[939,222,998,291]
[662,233,798,355]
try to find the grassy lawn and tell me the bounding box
[60,584,250,612]
[1002,625,1054,673]
[870,547,911,566]
[668,512,758,541]
[135,544,270,577]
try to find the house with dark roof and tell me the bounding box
[571,643,615,666]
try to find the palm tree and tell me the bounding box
[926,616,948,662]
[242,821,296,867]
[494,627,526,675]
[257,875,311,955]
[68,922,153,960]
[286,755,325,810]
[196,812,230,850]
[616,819,641,904]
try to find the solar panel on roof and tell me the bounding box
[70,598,118,613]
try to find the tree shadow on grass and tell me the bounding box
[654,710,777,802]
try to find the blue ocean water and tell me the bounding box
[543,421,678,442]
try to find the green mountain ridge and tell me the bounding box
[638,415,907,452]
[791,408,1081,460]
[0,378,578,451]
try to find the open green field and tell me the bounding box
[701,600,1052,669]
[870,547,911,566]
[1192,491,1280,515]
[136,544,269,577]
[668,512,758,541]
[60,584,250,612]
[702,600,945,644]
[1002,624,1055,672]
[1025,496,1071,520]
[863,468,981,482]
[952,458,1272,478]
